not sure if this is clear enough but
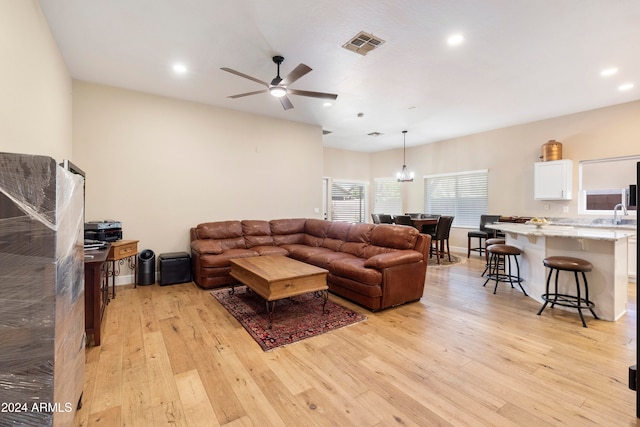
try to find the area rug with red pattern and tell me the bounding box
[211,286,367,351]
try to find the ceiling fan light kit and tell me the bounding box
[221,55,337,110]
[269,86,287,98]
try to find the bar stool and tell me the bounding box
[483,244,527,295]
[537,256,598,328]
[481,238,505,276]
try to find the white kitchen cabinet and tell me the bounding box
[534,159,573,200]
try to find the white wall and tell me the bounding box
[72,82,324,271]
[0,0,72,160]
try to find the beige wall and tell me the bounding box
[323,147,371,181]
[0,1,72,160]
[73,81,324,268]
[324,100,640,250]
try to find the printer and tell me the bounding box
[84,220,122,242]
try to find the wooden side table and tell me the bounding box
[106,240,139,299]
[84,244,110,346]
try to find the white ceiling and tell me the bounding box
[39,0,640,152]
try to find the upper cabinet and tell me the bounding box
[534,159,573,200]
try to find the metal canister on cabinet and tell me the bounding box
[541,140,562,161]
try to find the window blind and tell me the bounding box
[424,170,488,227]
[373,178,403,216]
[331,181,368,223]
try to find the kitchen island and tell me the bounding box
[486,222,635,321]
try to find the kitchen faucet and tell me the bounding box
[613,203,628,225]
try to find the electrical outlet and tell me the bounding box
[544,203,550,211]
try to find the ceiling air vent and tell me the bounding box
[342,31,385,56]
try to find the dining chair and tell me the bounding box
[467,214,501,258]
[371,213,382,224]
[378,214,394,224]
[419,214,440,234]
[394,215,414,227]
[430,216,454,264]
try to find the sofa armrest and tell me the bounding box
[364,250,423,269]
[191,239,223,255]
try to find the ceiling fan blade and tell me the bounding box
[227,89,268,99]
[288,89,338,100]
[279,95,294,110]
[220,67,269,87]
[281,63,312,86]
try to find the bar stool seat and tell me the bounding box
[483,244,527,295]
[537,256,598,327]
[481,238,505,276]
[486,238,505,246]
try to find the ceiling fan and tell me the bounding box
[221,56,338,110]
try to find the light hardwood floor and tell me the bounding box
[75,253,638,426]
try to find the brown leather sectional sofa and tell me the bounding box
[190,218,431,311]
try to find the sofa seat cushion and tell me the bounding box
[329,257,382,286]
[199,249,259,268]
[282,245,334,262]
[306,251,356,270]
[328,274,383,298]
[250,246,289,256]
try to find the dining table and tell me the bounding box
[411,218,438,230]
[409,218,442,258]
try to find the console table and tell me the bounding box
[84,245,110,346]
[106,240,138,299]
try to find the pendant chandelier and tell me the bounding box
[396,130,414,182]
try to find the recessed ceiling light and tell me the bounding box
[447,33,464,46]
[618,83,634,91]
[323,102,333,107]
[600,67,618,77]
[172,63,188,74]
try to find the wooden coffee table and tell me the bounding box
[230,255,329,328]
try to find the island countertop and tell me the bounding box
[487,222,636,241]
[485,221,633,321]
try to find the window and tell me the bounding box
[579,155,639,215]
[373,178,403,216]
[424,170,488,227]
[330,180,369,223]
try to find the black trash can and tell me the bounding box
[137,249,155,286]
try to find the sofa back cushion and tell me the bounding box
[196,221,246,250]
[340,223,375,257]
[321,221,352,251]
[270,218,306,246]
[362,224,419,258]
[302,218,331,247]
[242,220,275,248]
[370,224,418,250]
